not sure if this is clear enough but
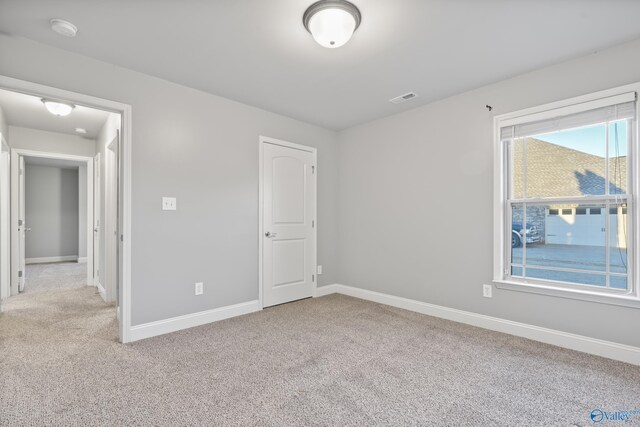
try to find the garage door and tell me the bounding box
[545,207,626,247]
[545,207,604,246]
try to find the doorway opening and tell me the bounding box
[0,76,132,342]
[14,152,93,295]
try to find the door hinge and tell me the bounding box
[312,165,315,174]
[312,220,315,228]
[312,274,315,282]
[18,219,23,226]
[18,270,22,278]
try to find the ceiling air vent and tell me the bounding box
[389,92,418,104]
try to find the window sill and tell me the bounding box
[493,279,640,309]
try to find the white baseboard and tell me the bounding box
[77,257,87,263]
[130,300,262,342]
[316,284,339,297]
[26,255,78,264]
[315,284,640,366]
[97,282,106,301]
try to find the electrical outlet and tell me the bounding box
[483,284,492,298]
[195,282,203,296]
[317,265,323,275]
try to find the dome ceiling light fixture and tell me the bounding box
[50,19,78,37]
[41,99,75,116]
[303,0,361,48]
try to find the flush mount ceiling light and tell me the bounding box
[50,18,78,37]
[75,127,87,134]
[303,0,361,48]
[41,99,75,116]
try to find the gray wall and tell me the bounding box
[0,34,339,326]
[337,38,640,348]
[78,165,87,258]
[0,104,7,141]
[9,126,96,157]
[25,164,78,259]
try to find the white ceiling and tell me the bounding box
[0,88,110,139]
[1,1,640,130]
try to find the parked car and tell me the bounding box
[511,223,541,248]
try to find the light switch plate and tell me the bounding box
[195,282,203,296]
[483,284,492,298]
[162,197,177,211]
[317,265,323,275]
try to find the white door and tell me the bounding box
[261,139,316,308]
[17,156,25,292]
[105,136,118,303]
[0,143,10,301]
[93,153,101,287]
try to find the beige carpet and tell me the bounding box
[1,288,640,426]
[24,261,87,293]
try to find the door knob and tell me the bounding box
[265,231,278,238]
[94,228,99,232]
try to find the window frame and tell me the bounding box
[493,83,640,309]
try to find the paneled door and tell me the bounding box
[261,138,316,308]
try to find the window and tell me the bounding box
[494,86,640,307]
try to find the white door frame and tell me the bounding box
[0,135,10,305]
[258,135,317,308]
[10,149,94,291]
[0,75,133,343]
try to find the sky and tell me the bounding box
[535,120,628,158]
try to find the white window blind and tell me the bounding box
[501,96,636,140]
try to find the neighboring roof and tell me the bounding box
[512,138,627,198]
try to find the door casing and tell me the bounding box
[10,149,95,295]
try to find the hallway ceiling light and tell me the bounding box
[41,99,75,116]
[75,128,87,134]
[50,19,78,37]
[303,0,361,48]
